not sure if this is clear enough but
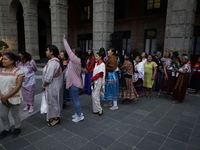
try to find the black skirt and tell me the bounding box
[190,74,200,90]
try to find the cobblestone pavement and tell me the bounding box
[0,91,200,150]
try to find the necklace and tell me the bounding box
[5,66,15,72]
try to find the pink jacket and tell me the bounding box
[63,39,83,89]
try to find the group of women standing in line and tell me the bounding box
[0,36,200,139]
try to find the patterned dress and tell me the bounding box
[173,63,191,102]
[143,61,158,88]
[17,60,37,106]
[119,60,139,99]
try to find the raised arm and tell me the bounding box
[62,35,80,64]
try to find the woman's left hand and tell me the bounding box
[91,81,94,86]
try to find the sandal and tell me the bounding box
[47,117,60,127]
[122,99,130,104]
[173,100,181,104]
[133,97,139,101]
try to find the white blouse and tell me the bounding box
[0,68,24,105]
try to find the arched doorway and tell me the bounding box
[38,0,51,58]
[17,3,25,52]
[9,0,25,53]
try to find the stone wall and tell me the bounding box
[164,0,197,56]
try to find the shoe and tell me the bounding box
[99,110,103,116]
[72,115,84,122]
[72,113,83,119]
[23,105,29,111]
[0,130,11,139]
[28,106,34,113]
[103,103,112,107]
[47,117,60,127]
[109,106,118,110]
[12,128,21,138]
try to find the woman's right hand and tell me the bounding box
[165,75,168,80]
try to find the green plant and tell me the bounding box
[0,40,9,50]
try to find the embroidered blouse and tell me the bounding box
[0,68,25,105]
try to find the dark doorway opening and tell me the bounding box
[17,3,25,52]
[38,0,51,58]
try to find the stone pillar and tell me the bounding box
[50,0,68,51]
[93,0,114,53]
[164,0,197,56]
[23,0,40,60]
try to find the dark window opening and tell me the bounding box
[114,0,125,20]
[110,31,131,52]
[78,34,93,53]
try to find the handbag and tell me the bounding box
[119,73,127,90]
[40,92,47,114]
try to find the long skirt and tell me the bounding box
[153,72,164,91]
[84,72,93,95]
[22,84,35,106]
[134,78,143,94]
[120,78,139,99]
[173,74,189,102]
[190,74,200,90]
[101,71,119,101]
[162,71,177,94]
[92,78,103,113]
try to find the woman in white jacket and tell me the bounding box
[91,52,105,116]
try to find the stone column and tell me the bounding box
[93,0,114,53]
[24,12,40,59]
[50,0,68,51]
[164,0,197,56]
[23,0,40,60]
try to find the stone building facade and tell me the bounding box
[0,0,199,64]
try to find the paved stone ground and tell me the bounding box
[0,91,200,150]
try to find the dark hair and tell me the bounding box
[136,55,142,62]
[110,47,116,55]
[47,45,64,71]
[165,52,171,59]
[173,51,179,57]
[60,51,68,61]
[147,54,153,60]
[18,51,32,63]
[141,52,147,58]
[75,48,85,68]
[171,54,177,59]
[124,52,135,71]
[4,52,18,67]
[99,47,106,59]
[88,49,94,60]
[96,52,104,60]
[0,53,2,57]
